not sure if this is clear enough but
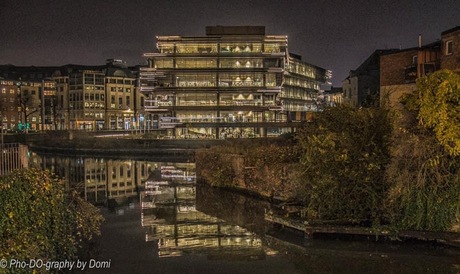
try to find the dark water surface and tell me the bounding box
[30,153,460,274]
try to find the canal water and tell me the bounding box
[29,153,460,274]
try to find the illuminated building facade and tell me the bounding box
[68,70,106,130]
[52,74,70,130]
[0,61,146,131]
[0,79,56,131]
[141,26,330,138]
[105,64,137,130]
[1,80,21,130]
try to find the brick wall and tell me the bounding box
[441,29,460,70]
[380,50,417,86]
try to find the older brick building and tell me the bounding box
[440,26,460,70]
[343,49,397,107]
[380,26,459,108]
[379,45,438,107]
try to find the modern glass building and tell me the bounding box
[141,26,331,139]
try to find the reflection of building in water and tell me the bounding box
[141,165,265,259]
[83,158,107,203]
[29,153,155,204]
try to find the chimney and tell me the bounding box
[418,34,422,48]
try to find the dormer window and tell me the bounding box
[446,40,453,55]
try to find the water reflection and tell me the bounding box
[29,152,460,273]
[140,163,267,260]
[29,152,271,261]
[29,152,157,205]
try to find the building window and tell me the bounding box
[446,40,453,55]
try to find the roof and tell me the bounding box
[0,64,136,79]
[352,49,399,74]
[441,26,460,36]
[206,26,266,36]
[380,40,441,56]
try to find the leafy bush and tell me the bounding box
[417,70,460,156]
[385,130,460,231]
[0,169,103,266]
[385,70,460,231]
[296,106,392,224]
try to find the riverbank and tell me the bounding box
[194,137,460,249]
[92,184,460,274]
[11,131,219,160]
[265,210,460,249]
[13,131,460,250]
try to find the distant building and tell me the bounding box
[0,61,146,130]
[343,49,397,107]
[141,26,331,139]
[322,87,343,107]
[0,79,55,131]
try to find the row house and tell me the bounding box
[0,79,56,131]
[0,60,147,131]
[380,26,459,107]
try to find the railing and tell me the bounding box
[0,143,29,176]
[144,99,275,108]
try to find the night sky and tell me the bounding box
[0,0,458,86]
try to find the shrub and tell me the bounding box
[385,70,460,231]
[296,106,392,224]
[0,169,103,268]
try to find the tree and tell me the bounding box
[385,69,460,231]
[417,70,460,156]
[385,128,460,231]
[17,90,39,132]
[295,106,392,224]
